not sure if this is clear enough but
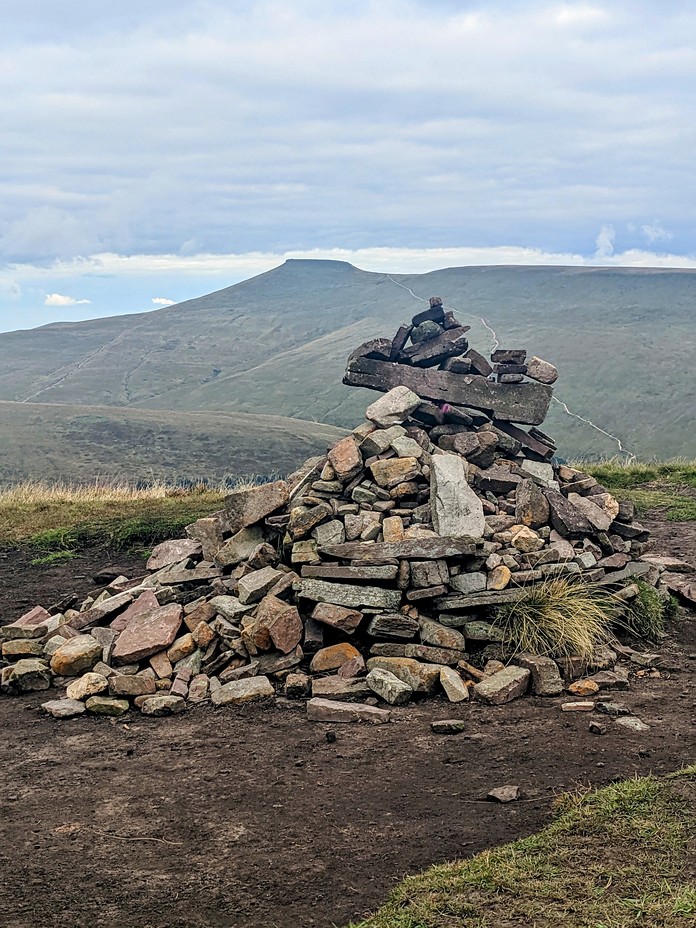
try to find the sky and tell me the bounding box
[1,0,695,332]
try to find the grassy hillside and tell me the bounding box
[1,260,695,462]
[0,400,343,484]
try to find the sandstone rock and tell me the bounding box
[418,617,466,651]
[285,672,311,698]
[487,785,520,803]
[366,656,442,694]
[513,653,563,696]
[70,591,134,631]
[568,679,600,696]
[1,605,52,640]
[110,590,160,633]
[312,675,372,701]
[567,493,613,532]
[50,635,102,677]
[320,538,476,561]
[366,613,419,640]
[439,666,469,702]
[487,565,512,590]
[615,716,650,732]
[366,667,412,705]
[515,479,550,528]
[139,695,187,716]
[147,539,202,571]
[186,514,227,560]
[237,566,283,604]
[8,659,52,692]
[510,525,544,553]
[111,604,183,665]
[187,674,210,702]
[560,700,595,712]
[328,435,363,482]
[526,356,558,384]
[2,639,44,659]
[42,697,87,719]
[518,460,556,487]
[66,672,109,700]
[211,675,275,705]
[365,386,422,427]
[299,579,402,610]
[215,526,264,568]
[108,675,157,697]
[310,643,362,673]
[473,666,530,704]
[149,651,173,679]
[312,519,346,547]
[311,602,362,634]
[85,696,130,716]
[370,457,422,489]
[544,490,593,538]
[449,571,487,594]
[306,697,391,724]
[337,654,367,677]
[167,633,196,663]
[224,480,289,533]
[430,455,485,539]
[360,425,406,457]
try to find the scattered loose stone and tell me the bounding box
[473,666,530,705]
[431,719,466,734]
[615,716,650,733]
[487,785,520,803]
[42,697,87,719]
[306,697,391,724]
[568,679,600,697]
[85,696,130,716]
[561,701,595,712]
[139,695,187,716]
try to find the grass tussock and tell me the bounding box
[494,578,617,662]
[581,458,696,522]
[622,578,672,642]
[349,771,696,928]
[0,479,230,548]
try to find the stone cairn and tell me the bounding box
[1,297,669,723]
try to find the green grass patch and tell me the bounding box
[30,549,77,566]
[349,771,696,928]
[583,459,696,490]
[622,578,669,641]
[0,484,226,549]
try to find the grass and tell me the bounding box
[0,480,228,549]
[622,578,669,642]
[582,459,696,522]
[494,578,617,662]
[348,770,696,928]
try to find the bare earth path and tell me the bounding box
[0,519,694,928]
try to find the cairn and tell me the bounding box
[1,297,671,722]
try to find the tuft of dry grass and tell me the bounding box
[494,577,618,662]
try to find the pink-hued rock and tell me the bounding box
[110,591,160,633]
[111,604,183,666]
[1,605,52,640]
[146,539,202,571]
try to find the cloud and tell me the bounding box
[641,223,673,244]
[44,292,91,306]
[151,296,175,305]
[594,226,616,260]
[0,2,694,266]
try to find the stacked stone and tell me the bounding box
[0,299,665,721]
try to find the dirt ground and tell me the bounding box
[0,517,694,928]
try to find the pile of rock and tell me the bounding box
[0,299,674,722]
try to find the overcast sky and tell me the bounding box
[2,0,695,332]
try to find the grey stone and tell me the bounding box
[366,613,419,640]
[42,697,87,719]
[85,696,130,716]
[431,719,466,734]
[319,538,476,561]
[567,493,613,532]
[210,675,275,705]
[512,653,563,696]
[306,697,392,724]
[139,695,187,716]
[147,539,202,571]
[366,667,413,705]
[615,716,650,732]
[418,617,466,651]
[65,672,109,700]
[487,785,520,803]
[430,455,485,539]
[366,657,442,694]
[365,386,422,427]
[439,666,469,702]
[224,480,289,533]
[515,479,550,529]
[299,579,402,610]
[311,676,372,701]
[449,571,487,594]
[312,520,346,547]
[237,566,283,604]
[473,666,530,704]
[215,526,264,568]
[8,659,52,692]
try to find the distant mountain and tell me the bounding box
[1,260,694,465]
[0,400,343,484]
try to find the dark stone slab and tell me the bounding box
[464,349,493,377]
[435,588,528,619]
[400,327,469,368]
[412,302,445,326]
[493,421,555,460]
[440,357,473,373]
[492,349,527,364]
[348,338,393,364]
[476,464,522,495]
[300,564,399,581]
[344,357,553,425]
[390,325,413,359]
[366,613,419,640]
[543,489,594,538]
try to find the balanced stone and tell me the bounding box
[365,386,422,427]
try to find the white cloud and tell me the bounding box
[151,296,175,305]
[641,222,673,243]
[44,292,91,306]
[594,226,616,260]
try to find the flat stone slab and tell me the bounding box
[224,480,290,533]
[211,675,275,706]
[430,455,485,539]
[473,666,530,705]
[319,538,476,561]
[366,657,442,694]
[311,676,372,701]
[1,605,52,640]
[306,697,391,724]
[111,604,183,665]
[366,667,413,705]
[299,579,402,610]
[146,539,202,571]
[42,698,87,719]
[344,356,553,425]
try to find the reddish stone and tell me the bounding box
[111,604,183,666]
[111,591,160,633]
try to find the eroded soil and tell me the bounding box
[0,520,694,928]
